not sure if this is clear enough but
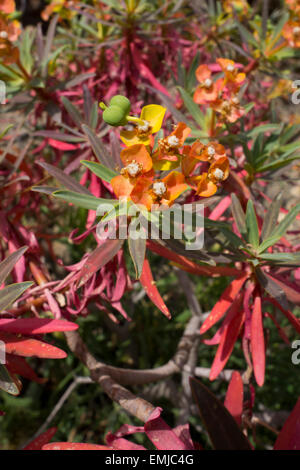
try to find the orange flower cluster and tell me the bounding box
[111,122,229,209]
[193,58,246,123]
[282,1,300,47]
[0,0,20,65]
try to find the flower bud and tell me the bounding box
[109,95,131,115]
[102,105,127,126]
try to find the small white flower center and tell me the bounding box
[232,96,239,105]
[207,146,216,157]
[226,64,235,72]
[204,78,212,88]
[0,31,8,39]
[126,162,141,177]
[153,182,167,197]
[214,168,224,180]
[124,124,135,132]
[293,26,300,35]
[167,135,179,147]
[137,120,150,132]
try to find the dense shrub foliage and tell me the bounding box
[0,0,300,450]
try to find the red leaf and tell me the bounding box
[5,354,45,383]
[24,428,57,450]
[204,294,243,346]
[0,318,78,335]
[147,240,240,277]
[105,434,146,450]
[251,294,265,387]
[274,398,300,450]
[75,239,124,287]
[140,259,171,319]
[224,372,244,426]
[42,442,111,450]
[270,298,300,335]
[209,311,244,381]
[200,274,248,334]
[144,407,194,450]
[48,139,78,151]
[0,332,67,359]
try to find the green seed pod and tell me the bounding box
[102,105,127,126]
[109,95,131,115]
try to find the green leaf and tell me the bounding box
[258,203,300,253]
[0,282,33,311]
[0,365,21,396]
[258,252,300,264]
[81,160,117,183]
[61,97,83,128]
[255,267,288,309]
[128,235,146,279]
[0,247,28,286]
[255,156,300,173]
[260,193,282,243]
[231,194,247,238]
[52,190,117,211]
[245,200,259,249]
[177,86,205,127]
[82,124,116,170]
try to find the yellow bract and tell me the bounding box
[120,104,166,146]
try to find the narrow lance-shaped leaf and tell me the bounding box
[76,239,124,287]
[245,200,259,249]
[251,294,265,387]
[258,203,300,253]
[256,267,288,310]
[231,194,247,238]
[140,259,171,319]
[0,282,33,311]
[189,377,252,450]
[0,332,68,359]
[81,160,117,183]
[82,124,116,170]
[52,190,117,211]
[200,274,248,334]
[24,428,58,450]
[61,96,83,128]
[0,318,78,334]
[209,310,245,381]
[224,372,244,426]
[128,234,146,280]
[37,161,91,195]
[260,193,282,243]
[0,247,28,286]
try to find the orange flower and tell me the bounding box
[0,0,16,14]
[211,95,244,123]
[195,157,229,197]
[130,171,188,210]
[0,16,20,65]
[110,144,154,201]
[189,141,227,162]
[193,65,221,103]
[157,122,190,158]
[217,58,245,90]
[282,20,300,48]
